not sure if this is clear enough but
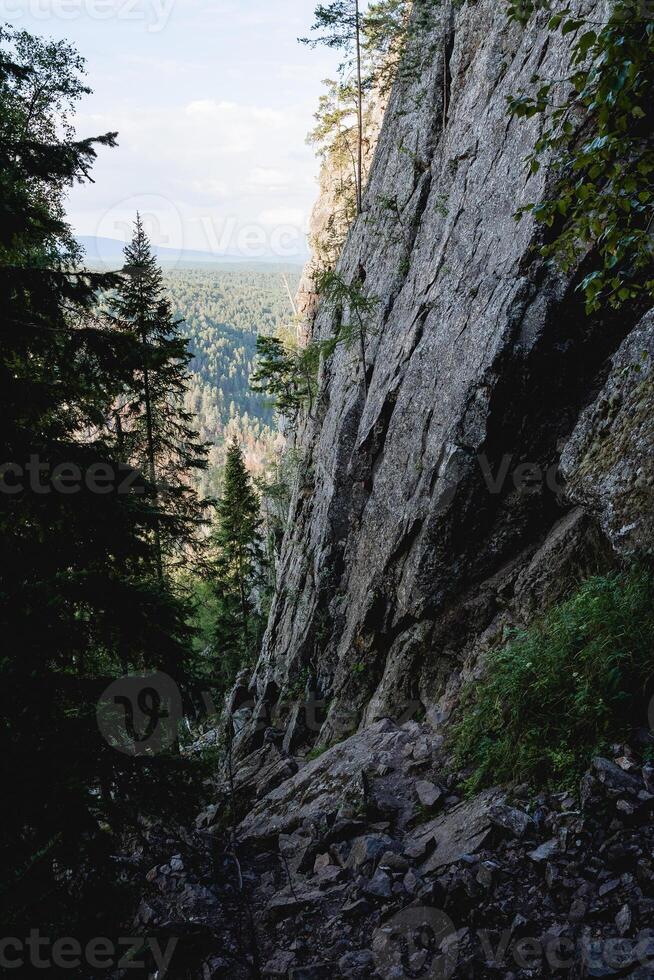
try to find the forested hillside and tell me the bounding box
[165,265,300,436]
[166,265,300,492]
[82,262,301,483]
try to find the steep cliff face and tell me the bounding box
[131,6,654,976]
[238,0,652,754]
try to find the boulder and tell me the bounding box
[346,835,396,872]
[415,780,443,809]
[362,869,393,901]
[418,789,502,875]
[528,839,560,864]
[263,950,296,977]
[489,803,533,838]
[591,758,644,798]
[237,721,414,846]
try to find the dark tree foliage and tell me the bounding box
[252,335,318,424]
[209,437,266,691]
[0,27,199,940]
[114,215,209,579]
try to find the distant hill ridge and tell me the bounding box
[77,235,307,267]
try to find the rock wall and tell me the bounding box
[132,5,654,976]
[562,310,654,558]
[238,0,653,754]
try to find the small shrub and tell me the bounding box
[451,566,654,794]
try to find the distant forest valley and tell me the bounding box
[91,260,303,498]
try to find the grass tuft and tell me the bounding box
[451,566,654,794]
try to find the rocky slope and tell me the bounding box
[137,728,654,978]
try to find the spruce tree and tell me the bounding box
[210,437,265,689]
[252,334,317,424]
[0,27,197,937]
[114,215,208,579]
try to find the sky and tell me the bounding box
[3,0,342,262]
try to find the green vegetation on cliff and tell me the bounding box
[452,567,654,793]
[510,0,654,312]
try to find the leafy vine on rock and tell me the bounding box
[508,0,654,312]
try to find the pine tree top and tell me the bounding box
[214,436,262,547]
[121,213,164,299]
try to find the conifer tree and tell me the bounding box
[302,0,426,240]
[301,0,365,214]
[363,0,414,92]
[0,26,197,935]
[210,437,265,689]
[114,216,208,579]
[251,334,323,424]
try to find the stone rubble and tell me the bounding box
[126,719,654,979]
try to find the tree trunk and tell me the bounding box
[355,0,364,216]
[140,308,163,584]
[237,537,250,654]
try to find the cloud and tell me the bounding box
[190,178,230,199]
[186,99,286,128]
[78,96,307,168]
[258,207,306,227]
[278,63,322,82]
[248,167,289,190]
[69,94,319,255]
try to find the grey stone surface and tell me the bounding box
[561,310,654,556]
[237,719,416,846]
[417,787,502,874]
[230,0,651,751]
